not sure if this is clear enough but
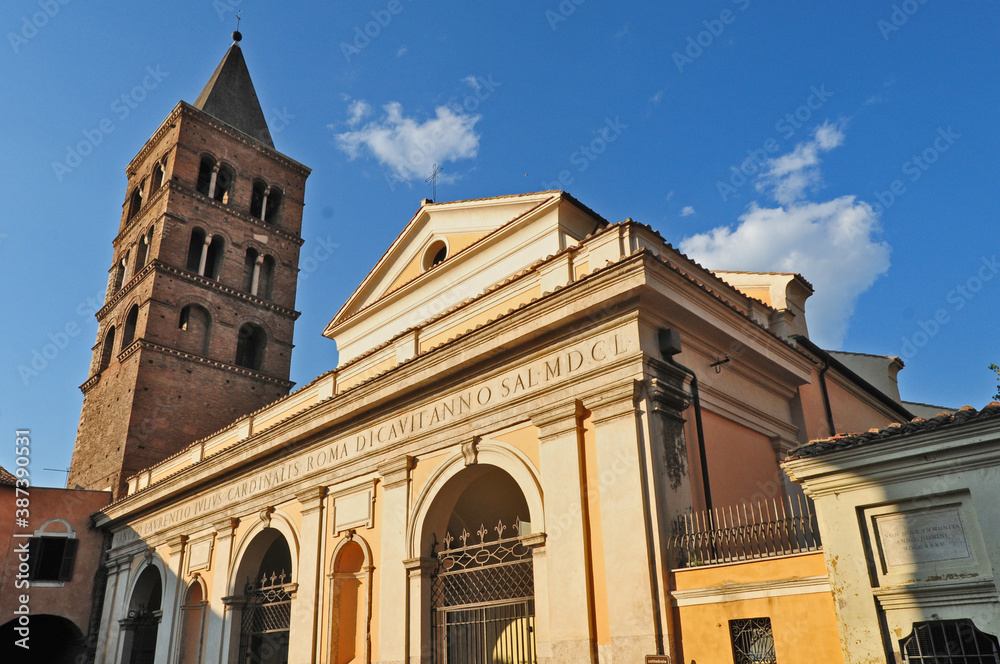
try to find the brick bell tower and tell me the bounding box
[68,35,310,499]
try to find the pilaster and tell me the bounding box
[379,456,414,664]
[288,487,327,664]
[157,535,187,664]
[207,517,238,664]
[531,399,596,664]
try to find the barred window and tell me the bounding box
[901,620,1000,663]
[730,617,776,664]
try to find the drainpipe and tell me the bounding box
[817,355,837,437]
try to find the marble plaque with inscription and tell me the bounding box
[876,508,971,568]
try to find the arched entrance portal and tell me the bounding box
[426,464,537,664]
[233,529,294,664]
[121,565,162,664]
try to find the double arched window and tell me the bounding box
[185,228,224,280]
[196,155,235,203]
[243,248,275,299]
[250,180,283,224]
[178,305,212,356]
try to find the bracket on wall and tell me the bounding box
[259,506,274,528]
[462,436,480,466]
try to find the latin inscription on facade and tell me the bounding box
[876,508,971,568]
[114,328,634,545]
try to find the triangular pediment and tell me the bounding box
[327,193,560,331]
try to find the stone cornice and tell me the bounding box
[95,260,300,322]
[169,181,305,245]
[133,339,294,386]
[115,177,170,243]
[213,517,239,537]
[585,380,641,424]
[295,486,328,512]
[783,421,1000,497]
[127,102,311,178]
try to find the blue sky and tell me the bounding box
[2,1,998,485]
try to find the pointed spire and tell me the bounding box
[193,40,274,148]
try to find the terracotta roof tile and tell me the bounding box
[784,402,1000,460]
[0,465,17,487]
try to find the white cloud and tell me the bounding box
[680,206,695,217]
[680,123,890,347]
[345,99,370,128]
[756,120,845,205]
[334,102,481,181]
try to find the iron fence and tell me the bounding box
[668,494,821,568]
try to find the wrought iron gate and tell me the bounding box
[431,520,536,664]
[124,611,159,664]
[238,572,292,664]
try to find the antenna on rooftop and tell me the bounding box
[233,11,243,42]
[425,163,443,202]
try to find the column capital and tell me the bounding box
[584,380,641,424]
[165,534,188,554]
[296,486,327,513]
[378,455,414,490]
[530,399,583,441]
[403,557,436,576]
[213,517,239,538]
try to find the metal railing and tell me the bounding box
[668,494,822,568]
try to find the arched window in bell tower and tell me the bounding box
[235,323,266,371]
[99,326,116,372]
[196,156,216,196]
[259,255,275,300]
[243,248,260,293]
[214,164,235,204]
[186,228,207,273]
[127,180,145,221]
[122,305,139,348]
[204,236,225,280]
[150,160,165,194]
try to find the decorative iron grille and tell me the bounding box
[900,619,1000,663]
[431,519,536,664]
[238,571,292,664]
[122,608,159,664]
[668,494,821,568]
[729,618,777,664]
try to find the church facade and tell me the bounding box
[63,39,927,664]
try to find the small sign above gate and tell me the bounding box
[645,656,670,664]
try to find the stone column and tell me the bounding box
[531,400,595,664]
[250,254,263,296]
[155,535,187,664]
[208,164,219,199]
[404,556,435,664]
[287,487,327,664]
[588,381,658,662]
[197,234,213,277]
[96,554,131,664]
[259,187,270,222]
[206,518,238,664]
[379,456,413,664]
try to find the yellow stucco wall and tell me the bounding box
[673,553,843,664]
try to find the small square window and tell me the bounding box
[28,537,78,582]
[730,617,776,664]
